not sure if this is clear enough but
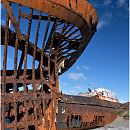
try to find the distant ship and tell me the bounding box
[78,83,119,103]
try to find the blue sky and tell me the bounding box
[59,0,129,103]
[1,0,129,103]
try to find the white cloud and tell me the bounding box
[70,90,76,94]
[63,83,68,86]
[83,66,90,71]
[97,12,112,30]
[62,90,69,95]
[116,0,126,7]
[116,0,128,11]
[68,73,87,80]
[103,0,112,6]
[73,86,82,90]
[97,20,106,30]
[76,66,80,70]
[107,89,118,99]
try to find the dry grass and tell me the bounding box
[117,110,129,120]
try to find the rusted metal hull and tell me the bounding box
[1,0,98,129]
[56,95,129,129]
[1,0,126,130]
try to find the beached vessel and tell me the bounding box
[1,0,128,129]
[56,94,128,129]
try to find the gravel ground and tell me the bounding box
[92,117,129,130]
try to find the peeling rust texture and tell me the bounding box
[56,95,129,129]
[1,0,127,130]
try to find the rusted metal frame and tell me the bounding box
[1,5,10,129]
[13,101,17,130]
[48,99,53,129]
[50,94,58,129]
[57,40,81,60]
[40,16,51,92]
[20,12,62,23]
[1,102,5,130]
[56,28,78,33]
[79,118,82,128]
[2,1,10,93]
[39,20,59,94]
[46,59,60,130]
[54,61,60,92]
[17,51,24,78]
[63,25,75,37]
[33,100,38,130]
[57,30,81,60]
[63,38,81,42]
[60,122,62,130]
[49,19,59,49]
[65,34,80,37]
[54,23,68,93]
[53,98,59,129]
[4,118,42,128]
[68,114,71,129]
[59,100,127,110]
[64,39,81,50]
[56,26,64,30]
[23,8,33,130]
[44,18,59,52]
[2,0,25,41]
[42,99,49,129]
[60,36,81,51]
[32,12,42,130]
[63,122,66,130]
[32,12,42,92]
[1,25,55,70]
[1,92,52,104]
[59,34,81,49]
[13,4,21,130]
[56,23,69,51]
[20,12,31,20]
[76,116,79,128]
[14,4,21,92]
[23,101,28,130]
[62,44,81,58]
[3,78,41,84]
[70,115,74,129]
[48,33,58,80]
[57,48,74,61]
[48,19,58,88]
[57,22,65,26]
[23,8,33,93]
[33,15,63,22]
[63,102,68,130]
[37,95,42,120]
[3,120,37,129]
[64,28,79,39]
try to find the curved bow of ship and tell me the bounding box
[1,0,128,130]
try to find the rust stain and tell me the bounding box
[1,0,128,130]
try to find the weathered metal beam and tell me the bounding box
[2,0,25,41]
[32,12,42,92]
[0,0,101,130]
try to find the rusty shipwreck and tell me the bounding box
[1,0,129,130]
